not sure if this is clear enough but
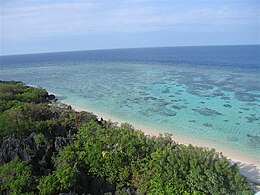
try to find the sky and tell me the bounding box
[0,0,259,55]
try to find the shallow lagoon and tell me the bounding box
[0,45,259,163]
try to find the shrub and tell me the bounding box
[0,158,34,194]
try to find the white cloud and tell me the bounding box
[1,1,259,39]
[1,1,96,18]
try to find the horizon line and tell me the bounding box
[1,43,259,57]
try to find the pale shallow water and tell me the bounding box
[0,45,259,163]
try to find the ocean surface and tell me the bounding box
[0,45,260,163]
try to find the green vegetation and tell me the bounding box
[0,158,34,194]
[37,165,77,194]
[0,81,95,140]
[0,81,254,194]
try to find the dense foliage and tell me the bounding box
[0,81,254,194]
[0,158,34,194]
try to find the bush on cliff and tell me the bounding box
[49,120,252,194]
[0,158,34,194]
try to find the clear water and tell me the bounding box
[0,45,259,163]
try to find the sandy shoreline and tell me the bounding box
[60,99,260,185]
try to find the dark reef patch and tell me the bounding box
[247,134,260,149]
[171,105,182,110]
[221,96,231,100]
[203,123,213,127]
[245,116,259,123]
[223,104,232,108]
[158,100,170,106]
[192,108,222,116]
[144,107,177,118]
[247,134,260,141]
[240,107,250,111]
[139,91,149,96]
[162,109,177,117]
[212,91,224,97]
[152,81,166,85]
[188,90,211,97]
[235,92,259,102]
[143,96,157,101]
[246,102,257,106]
[171,99,182,102]
[161,88,170,94]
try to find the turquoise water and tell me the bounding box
[0,46,259,163]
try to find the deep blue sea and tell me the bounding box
[0,45,259,163]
